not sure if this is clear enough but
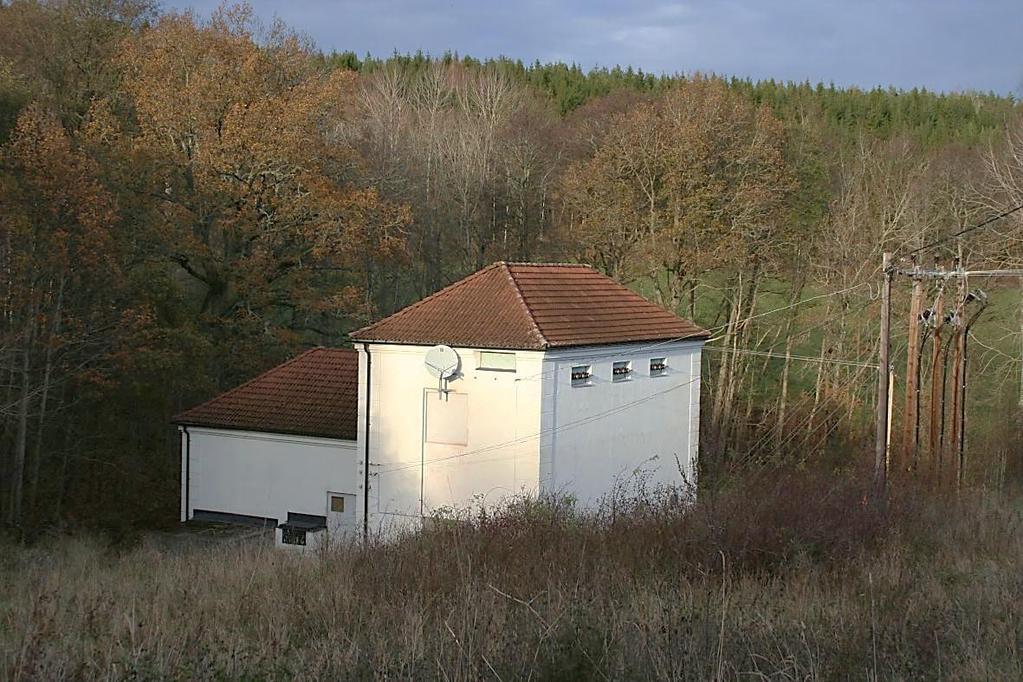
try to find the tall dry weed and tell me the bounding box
[2,468,1022,680]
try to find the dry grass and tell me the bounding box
[3,468,1023,680]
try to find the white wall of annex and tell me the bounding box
[538,340,702,508]
[182,427,359,525]
[359,343,544,534]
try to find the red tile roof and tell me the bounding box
[173,348,358,440]
[350,262,708,350]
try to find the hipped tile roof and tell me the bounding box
[350,262,708,350]
[173,264,706,438]
[173,348,358,440]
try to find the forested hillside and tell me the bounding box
[1,0,1022,533]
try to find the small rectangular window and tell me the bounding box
[281,527,307,546]
[612,361,632,382]
[478,351,516,372]
[650,358,668,377]
[571,365,592,387]
[330,496,345,513]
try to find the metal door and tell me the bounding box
[326,492,357,540]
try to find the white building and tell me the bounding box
[174,262,708,545]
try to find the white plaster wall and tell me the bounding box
[181,427,359,526]
[538,340,703,508]
[359,343,544,533]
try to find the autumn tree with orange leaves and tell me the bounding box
[2,1,1022,531]
[0,4,411,528]
[0,105,125,524]
[107,5,408,353]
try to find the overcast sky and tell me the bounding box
[162,1,1023,95]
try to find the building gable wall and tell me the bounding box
[180,426,359,527]
[538,340,702,508]
[358,343,545,534]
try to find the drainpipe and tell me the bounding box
[420,387,428,519]
[182,425,191,522]
[362,344,372,541]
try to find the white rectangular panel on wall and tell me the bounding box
[425,392,468,445]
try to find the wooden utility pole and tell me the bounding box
[950,290,987,489]
[1018,277,1023,425]
[874,252,893,498]
[927,278,945,485]
[886,202,1023,489]
[892,256,1007,489]
[901,261,925,472]
[948,269,967,487]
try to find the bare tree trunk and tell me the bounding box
[808,326,829,441]
[688,278,697,321]
[54,399,73,523]
[29,276,64,516]
[739,383,756,450]
[772,279,806,456]
[1,351,15,514]
[775,334,795,457]
[711,276,742,439]
[7,311,35,526]
[721,282,760,445]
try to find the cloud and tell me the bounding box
[164,0,1023,94]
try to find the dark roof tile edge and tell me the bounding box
[170,347,358,428]
[171,421,356,442]
[349,262,506,342]
[171,348,326,425]
[350,261,711,347]
[503,263,549,349]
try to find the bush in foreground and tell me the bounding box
[2,468,1022,680]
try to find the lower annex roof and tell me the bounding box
[172,348,358,441]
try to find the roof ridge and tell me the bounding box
[502,263,549,349]
[503,261,592,268]
[348,261,708,350]
[350,263,506,340]
[172,347,339,423]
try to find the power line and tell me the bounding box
[509,281,870,386]
[747,397,855,469]
[893,268,1023,278]
[703,346,879,369]
[713,282,869,335]
[900,202,1023,259]
[372,282,875,478]
[741,344,878,457]
[376,373,702,475]
[380,336,878,478]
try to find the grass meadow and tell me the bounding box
[3,467,1023,680]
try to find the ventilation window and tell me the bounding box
[650,358,668,377]
[330,496,346,513]
[478,351,516,372]
[612,361,632,382]
[281,527,306,546]
[571,365,592,387]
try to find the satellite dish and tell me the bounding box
[424,345,460,380]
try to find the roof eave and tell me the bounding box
[349,337,548,351]
[545,334,711,350]
[173,420,357,442]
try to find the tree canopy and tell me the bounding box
[0,0,1021,532]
